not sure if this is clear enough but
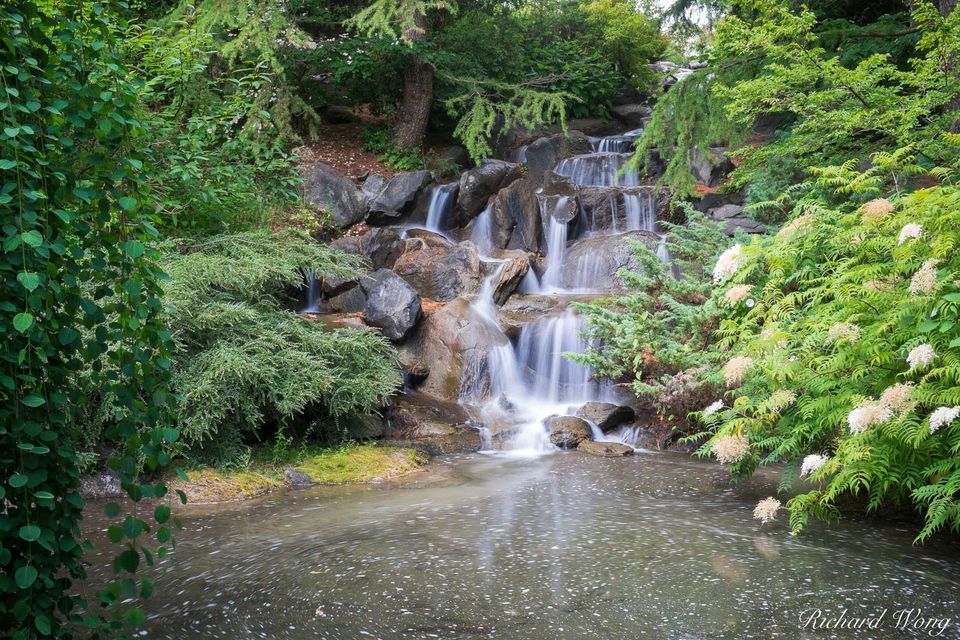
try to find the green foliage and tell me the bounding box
[159,231,402,465]
[583,0,668,88]
[522,39,622,119]
[361,124,428,170]
[347,0,458,41]
[0,1,177,636]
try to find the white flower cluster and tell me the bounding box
[848,400,893,434]
[908,259,939,295]
[702,400,724,416]
[724,284,753,304]
[753,497,781,524]
[800,454,828,478]
[712,433,750,464]
[713,244,744,284]
[768,389,797,413]
[723,356,754,387]
[826,322,862,344]
[897,223,922,246]
[907,344,936,371]
[776,214,813,239]
[879,382,915,414]
[861,198,894,222]
[930,407,960,434]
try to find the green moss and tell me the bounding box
[292,444,427,484]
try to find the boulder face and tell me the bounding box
[575,402,636,433]
[330,226,404,271]
[301,162,367,228]
[561,230,660,290]
[707,204,766,236]
[491,252,531,305]
[610,103,652,129]
[524,133,591,186]
[392,234,483,302]
[578,440,634,457]
[457,160,522,223]
[688,147,733,187]
[545,415,592,449]
[366,170,432,222]
[359,269,422,341]
[384,393,482,455]
[491,178,542,252]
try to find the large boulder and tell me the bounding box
[561,230,660,290]
[524,133,591,186]
[326,284,367,314]
[331,226,404,270]
[575,402,636,432]
[457,160,523,223]
[401,298,510,400]
[610,104,652,129]
[383,393,482,455]
[688,147,734,187]
[392,233,483,302]
[359,269,422,341]
[545,415,592,449]
[648,60,695,89]
[301,162,367,228]
[491,178,542,252]
[366,170,432,223]
[578,440,634,457]
[491,252,531,305]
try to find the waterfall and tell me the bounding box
[301,268,322,313]
[554,153,639,186]
[623,190,657,232]
[470,202,495,256]
[538,197,572,292]
[657,237,683,279]
[425,182,457,231]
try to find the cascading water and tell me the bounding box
[425,182,457,231]
[538,199,570,292]
[554,153,639,186]
[623,189,657,232]
[301,268,322,313]
[470,202,495,256]
[590,128,643,154]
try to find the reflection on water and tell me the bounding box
[81,453,960,639]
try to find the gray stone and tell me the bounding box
[330,226,404,271]
[722,216,767,236]
[491,178,542,252]
[285,468,312,486]
[524,133,591,186]
[575,402,636,432]
[392,234,483,302]
[326,284,367,313]
[366,171,432,221]
[491,252,531,305]
[545,415,592,449]
[383,393,482,455]
[360,269,422,341]
[708,204,744,220]
[610,104,652,129]
[578,440,634,457]
[688,147,733,186]
[440,145,473,170]
[457,160,523,222]
[561,230,661,291]
[301,162,367,228]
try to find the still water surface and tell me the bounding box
[84,452,960,639]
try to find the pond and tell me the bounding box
[83,452,960,639]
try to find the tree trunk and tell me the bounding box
[391,11,433,150]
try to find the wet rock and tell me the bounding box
[561,230,660,290]
[401,298,510,400]
[545,415,592,449]
[542,171,578,198]
[384,393,482,455]
[539,193,579,224]
[578,440,634,457]
[688,147,733,187]
[575,402,636,432]
[326,284,367,314]
[359,269,422,341]
[366,171,433,223]
[491,252,531,305]
[440,145,473,171]
[392,234,483,302]
[610,104,652,129]
[457,160,523,222]
[649,60,695,88]
[708,204,744,220]
[285,468,312,486]
[524,133,592,186]
[301,162,367,228]
[330,226,404,273]
[491,178,542,252]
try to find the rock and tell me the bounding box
[440,145,473,170]
[539,193,579,224]
[545,415,593,449]
[384,392,482,454]
[491,252,531,305]
[578,440,634,457]
[457,160,523,222]
[562,230,661,291]
[498,293,567,334]
[688,147,733,187]
[547,119,622,137]
[524,133,591,186]
[400,298,511,400]
[491,178,542,252]
[79,470,122,499]
[359,269,422,341]
[708,204,744,220]
[648,60,695,88]
[694,191,744,213]
[326,284,367,313]
[392,234,483,302]
[366,170,432,222]
[285,468,312,486]
[722,216,767,236]
[330,226,404,271]
[610,104,652,129]
[362,174,389,201]
[301,162,367,228]
[542,171,578,198]
[575,402,636,432]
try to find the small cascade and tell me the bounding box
[588,422,649,451]
[301,268,322,313]
[470,202,495,256]
[623,190,657,232]
[538,197,572,292]
[425,182,457,231]
[591,128,643,154]
[564,253,606,292]
[656,237,683,279]
[554,153,639,186]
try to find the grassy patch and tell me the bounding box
[172,444,427,503]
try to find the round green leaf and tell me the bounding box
[20,230,42,247]
[9,473,28,488]
[17,272,39,292]
[104,502,121,517]
[19,524,41,542]
[13,313,34,333]
[22,393,45,408]
[154,504,170,524]
[15,565,38,589]
[117,196,137,211]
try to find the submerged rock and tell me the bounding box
[384,393,482,455]
[285,468,312,486]
[545,415,592,449]
[575,402,636,432]
[578,440,634,457]
[360,269,422,341]
[301,162,367,228]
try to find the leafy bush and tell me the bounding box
[159,231,402,465]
